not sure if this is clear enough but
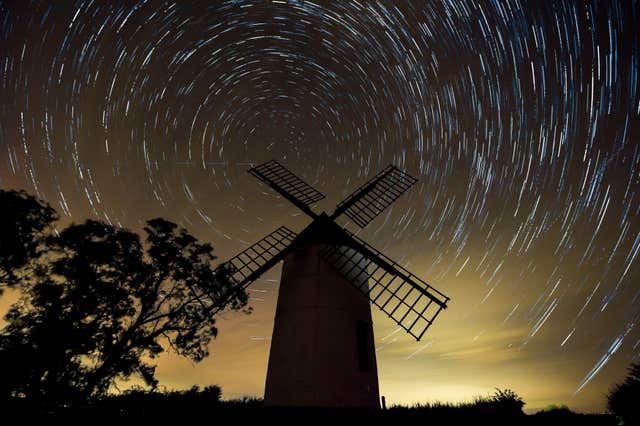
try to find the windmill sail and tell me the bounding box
[223,226,297,285]
[209,226,297,315]
[319,232,449,341]
[249,160,325,218]
[332,165,417,228]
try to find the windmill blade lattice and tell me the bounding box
[249,160,325,217]
[319,234,449,341]
[223,226,297,285]
[209,226,297,316]
[333,165,417,228]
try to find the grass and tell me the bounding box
[7,387,617,425]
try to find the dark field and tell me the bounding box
[7,391,616,425]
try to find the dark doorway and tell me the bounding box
[356,320,371,371]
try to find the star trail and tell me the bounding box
[1,0,639,412]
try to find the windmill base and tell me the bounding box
[263,245,380,408]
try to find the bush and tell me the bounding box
[541,404,571,413]
[388,388,525,420]
[608,363,640,425]
[93,385,223,415]
[489,388,525,414]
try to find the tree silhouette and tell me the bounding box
[0,192,249,407]
[0,189,57,292]
[608,362,640,425]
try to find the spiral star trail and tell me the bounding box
[1,0,639,412]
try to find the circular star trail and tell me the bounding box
[1,0,639,410]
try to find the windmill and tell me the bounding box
[211,160,450,408]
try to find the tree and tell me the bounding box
[608,362,640,425]
[0,196,249,406]
[0,189,57,291]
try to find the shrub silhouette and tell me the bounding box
[541,404,571,414]
[389,388,525,420]
[489,388,525,414]
[96,385,223,415]
[608,362,640,425]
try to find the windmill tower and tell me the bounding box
[211,160,450,408]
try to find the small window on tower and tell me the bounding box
[355,320,371,371]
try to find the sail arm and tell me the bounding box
[331,165,417,228]
[208,226,297,315]
[319,231,449,341]
[249,160,324,219]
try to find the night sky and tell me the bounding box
[1,0,639,412]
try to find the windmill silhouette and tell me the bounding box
[212,160,450,408]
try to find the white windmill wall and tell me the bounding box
[263,244,379,407]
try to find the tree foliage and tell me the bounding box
[608,362,640,425]
[0,190,249,406]
[0,189,57,290]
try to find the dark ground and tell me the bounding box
[8,401,616,425]
[4,387,617,424]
